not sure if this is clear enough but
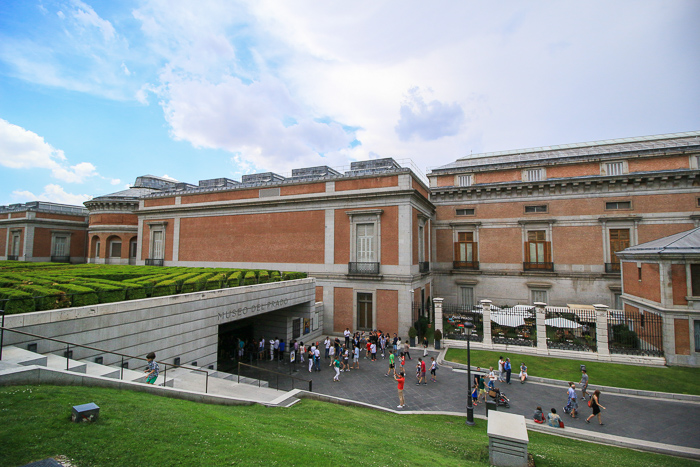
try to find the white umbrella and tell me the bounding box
[545,317,582,329]
[491,312,526,328]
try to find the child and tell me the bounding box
[353,344,360,369]
[519,363,527,383]
[385,351,395,377]
[430,357,438,382]
[370,342,377,361]
[144,352,159,385]
[333,356,341,382]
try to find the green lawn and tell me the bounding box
[0,385,693,467]
[445,348,700,395]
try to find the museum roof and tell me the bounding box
[0,201,88,216]
[430,130,700,173]
[618,227,700,257]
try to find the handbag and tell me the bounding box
[559,420,565,428]
[588,400,591,407]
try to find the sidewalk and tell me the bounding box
[252,347,700,456]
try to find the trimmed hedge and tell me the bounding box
[227,271,243,287]
[243,271,257,286]
[181,273,216,293]
[204,273,228,290]
[282,271,307,280]
[79,282,126,303]
[151,280,178,297]
[270,271,281,282]
[16,285,69,311]
[258,270,270,284]
[0,288,35,314]
[51,284,99,307]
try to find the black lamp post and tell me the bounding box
[465,321,475,426]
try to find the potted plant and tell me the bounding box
[433,329,442,350]
[408,326,417,347]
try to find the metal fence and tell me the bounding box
[608,309,663,357]
[545,307,597,352]
[442,304,483,342]
[490,305,537,347]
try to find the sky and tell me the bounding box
[0,0,699,206]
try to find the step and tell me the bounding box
[80,360,121,379]
[45,354,87,374]
[209,371,235,381]
[1,346,48,367]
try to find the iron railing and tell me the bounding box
[523,262,554,272]
[7,255,18,261]
[236,362,312,392]
[490,306,537,347]
[605,262,621,273]
[443,304,483,342]
[50,256,71,263]
[0,326,210,392]
[348,262,380,275]
[545,307,597,352]
[453,261,479,270]
[419,262,430,273]
[145,258,164,266]
[608,309,663,357]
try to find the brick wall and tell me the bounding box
[377,289,398,333]
[180,189,259,204]
[335,175,398,191]
[90,213,138,226]
[479,227,522,264]
[333,287,353,332]
[552,225,602,265]
[32,227,53,257]
[280,183,325,196]
[674,319,690,355]
[34,212,87,222]
[435,229,452,262]
[143,198,176,207]
[671,264,688,305]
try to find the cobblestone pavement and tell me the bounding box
[251,350,700,449]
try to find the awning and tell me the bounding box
[491,312,527,328]
[545,318,582,329]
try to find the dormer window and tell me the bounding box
[601,161,627,176]
[523,168,544,182]
[457,174,473,187]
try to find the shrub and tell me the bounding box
[51,284,99,307]
[15,284,70,311]
[270,271,281,282]
[79,282,127,304]
[282,271,307,281]
[433,329,442,341]
[0,288,35,314]
[408,326,418,338]
[151,279,178,297]
[227,271,243,287]
[258,270,270,284]
[181,273,215,293]
[204,273,228,290]
[243,271,257,286]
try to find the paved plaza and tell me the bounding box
[253,348,700,451]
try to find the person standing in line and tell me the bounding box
[278,339,285,362]
[504,358,512,384]
[299,342,305,363]
[404,340,412,360]
[565,382,578,418]
[333,355,341,382]
[395,371,406,408]
[392,334,399,353]
[429,357,438,382]
[258,337,266,361]
[380,334,386,358]
[314,345,321,371]
[328,342,336,367]
[342,345,350,372]
[144,352,159,385]
[498,356,505,382]
[370,341,377,361]
[422,336,429,357]
[324,336,331,359]
[344,328,351,348]
[352,343,360,369]
[365,339,371,360]
[269,338,275,361]
[308,345,314,372]
[580,369,589,400]
[585,390,606,425]
[385,351,395,377]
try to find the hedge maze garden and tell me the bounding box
[0,261,307,315]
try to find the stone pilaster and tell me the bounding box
[594,304,611,359]
[534,302,548,353]
[433,298,443,334]
[480,299,492,347]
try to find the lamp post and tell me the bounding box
[465,321,475,426]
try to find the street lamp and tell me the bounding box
[465,321,475,426]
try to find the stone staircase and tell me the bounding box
[0,345,295,406]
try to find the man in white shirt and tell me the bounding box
[314,346,321,371]
[344,328,351,348]
[324,337,331,359]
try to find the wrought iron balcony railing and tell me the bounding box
[523,262,554,272]
[348,262,380,275]
[453,261,479,270]
[51,255,71,263]
[6,255,18,261]
[419,261,430,273]
[605,262,621,273]
[145,258,164,266]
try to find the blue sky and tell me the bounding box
[1,0,699,205]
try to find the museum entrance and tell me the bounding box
[217,317,257,372]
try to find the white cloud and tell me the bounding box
[110,178,121,185]
[70,0,116,41]
[121,62,131,76]
[160,174,178,181]
[12,184,92,205]
[395,87,465,141]
[0,119,106,183]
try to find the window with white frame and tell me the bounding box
[690,154,700,169]
[110,240,122,258]
[151,230,164,259]
[52,235,68,256]
[531,289,548,304]
[604,161,625,176]
[418,222,425,262]
[347,209,382,265]
[457,174,473,187]
[10,231,21,256]
[524,168,544,182]
[461,287,475,309]
[356,224,375,262]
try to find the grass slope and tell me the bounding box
[445,349,700,395]
[0,385,691,467]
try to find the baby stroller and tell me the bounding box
[488,387,510,408]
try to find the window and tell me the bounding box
[692,264,700,296]
[356,224,376,262]
[525,205,548,213]
[606,201,632,210]
[292,318,301,339]
[609,229,630,265]
[613,293,622,310]
[525,230,551,264]
[110,241,122,258]
[690,155,700,169]
[357,292,373,330]
[531,289,548,304]
[456,208,475,216]
[604,161,625,176]
[524,168,544,182]
[460,287,475,309]
[695,321,700,353]
[130,240,137,259]
[53,236,67,256]
[95,241,101,258]
[418,223,425,263]
[151,231,164,259]
[454,232,478,268]
[11,232,21,256]
[458,175,473,187]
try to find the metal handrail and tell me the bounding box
[0,326,209,393]
[237,361,312,392]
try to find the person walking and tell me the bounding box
[580,369,589,400]
[585,390,606,425]
[144,352,159,385]
[422,336,429,357]
[429,357,438,382]
[328,343,336,367]
[404,340,412,360]
[352,344,360,370]
[477,373,487,404]
[332,356,341,382]
[308,345,314,372]
[395,371,406,408]
[385,351,395,377]
[419,358,427,385]
[565,382,578,418]
[504,358,512,384]
[314,345,321,371]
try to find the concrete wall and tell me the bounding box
[4,279,318,371]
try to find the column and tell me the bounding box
[480,299,492,348]
[534,302,547,353]
[433,298,443,333]
[594,304,610,360]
